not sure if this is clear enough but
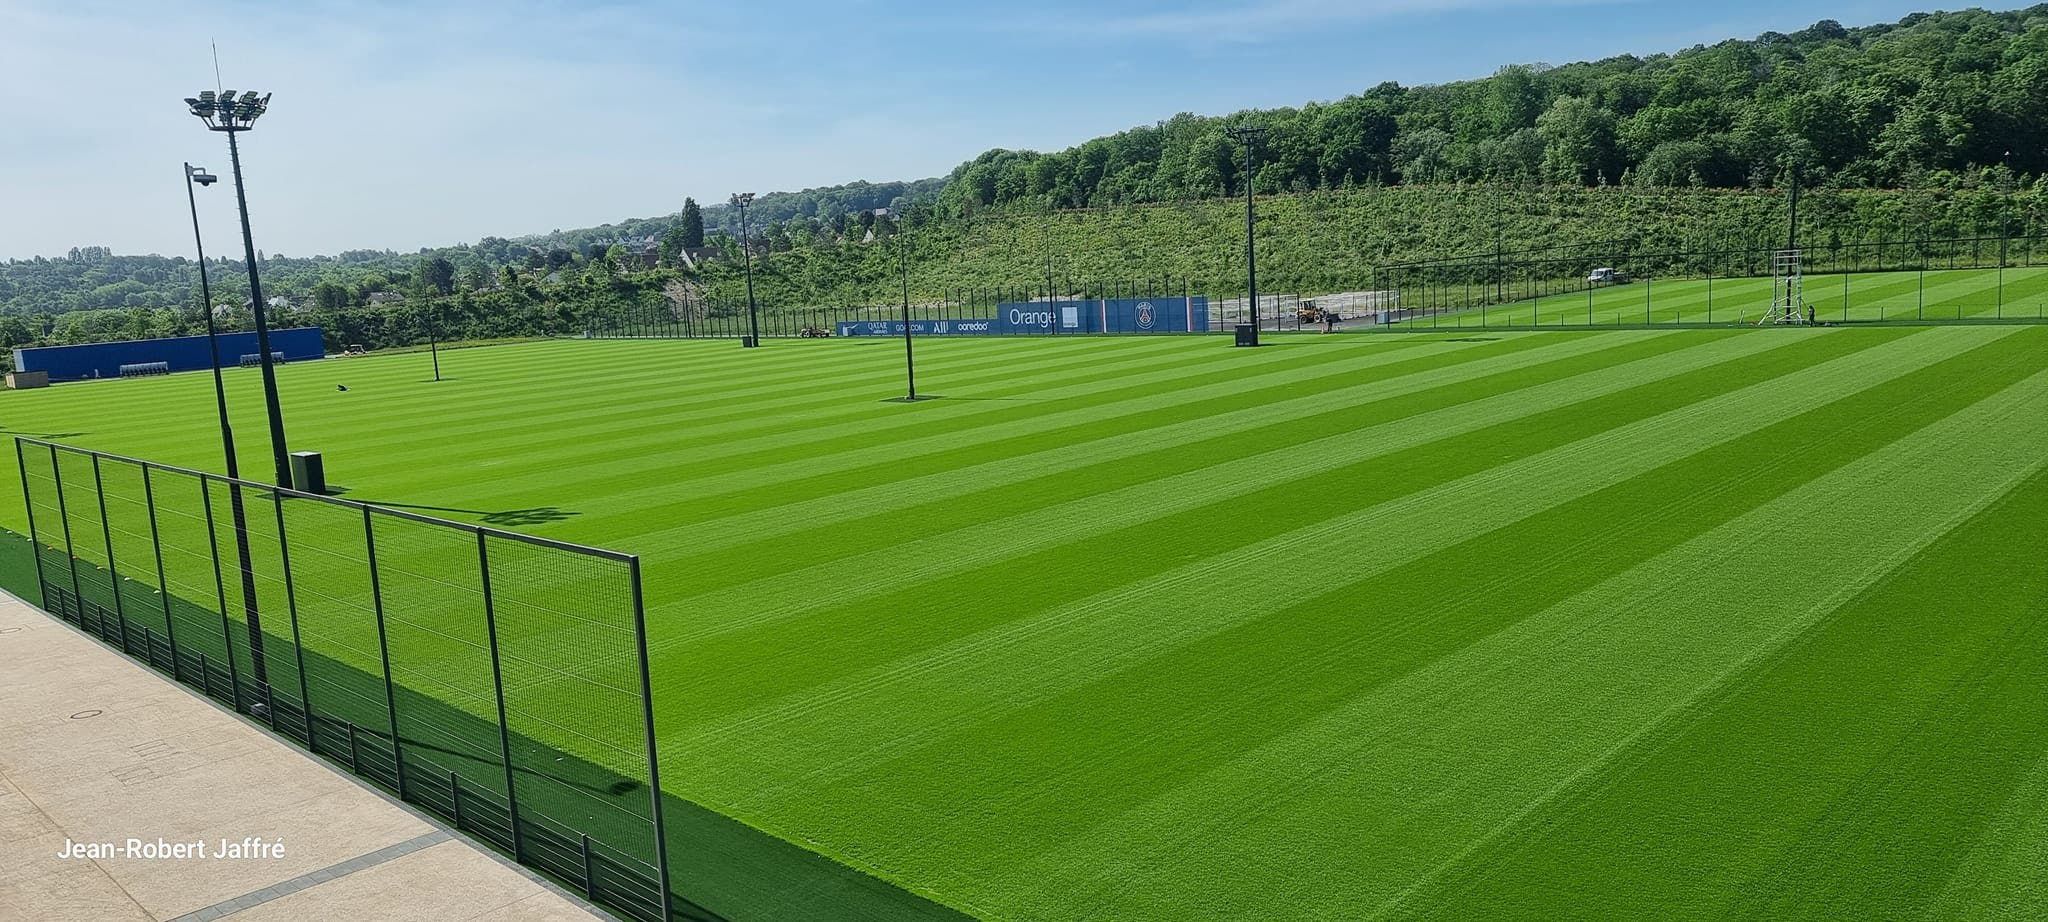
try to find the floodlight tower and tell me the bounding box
[730,192,761,346]
[185,89,293,487]
[1226,123,1267,344]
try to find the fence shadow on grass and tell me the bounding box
[342,499,582,527]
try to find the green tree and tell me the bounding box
[419,256,457,295]
[680,197,705,249]
[1537,95,1620,184]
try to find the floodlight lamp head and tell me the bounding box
[188,164,218,186]
[187,89,270,130]
[729,192,754,208]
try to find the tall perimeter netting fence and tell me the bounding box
[584,275,1335,340]
[14,438,698,922]
[1374,232,2048,331]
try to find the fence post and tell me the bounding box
[141,465,181,680]
[49,446,86,619]
[271,489,315,742]
[16,439,47,608]
[628,556,674,921]
[476,531,523,861]
[1997,235,2006,319]
[580,834,598,901]
[198,478,245,708]
[363,508,407,799]
[91,457,133,646]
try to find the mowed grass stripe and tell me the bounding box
[269,337,1240,492]
[701,327,2038,911]
[645,329,1863,739]
[565,336,1550,534]
[348,335,1250,459]
[1401,461,2048,920]
[635,331,1668,580]
[641,332,1797,651]
[1009,339,2048,922]
[658,329,1990,805]
[345,335,1490,525]
[1924,746,2048,919]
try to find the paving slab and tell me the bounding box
[0,592,605,921]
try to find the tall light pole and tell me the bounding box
[186,89,292,488]
[1044,199,1057,336]
[183,164,238,479]
[898,232,918,401]
[1785,162,1801,253]
[1227,123,1267,345]
[2001,151,2015,313]
[730,192,760,347]
[181,157,269,712]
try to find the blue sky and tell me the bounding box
[0,0,1960,259]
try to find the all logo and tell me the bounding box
[1135,301,1156,330]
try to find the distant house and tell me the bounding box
[620,239,661,270]
[241,295,297,314]
[366,291,404,305]
[680,245,724,270]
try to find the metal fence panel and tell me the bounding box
[149,467,240,694]
[275,497,394,771]
[55,449,118,629]
[483,532,666,917]
[19,442,75,619]
[14,438,675,922]
[95,457,168,662]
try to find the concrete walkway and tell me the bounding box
[0,592,606,921]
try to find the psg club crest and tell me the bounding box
[1136,301,1156,330]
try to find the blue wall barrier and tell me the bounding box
[835,298,1208,337]
[15,328,325,382]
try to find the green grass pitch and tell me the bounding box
[2,324,2045,920]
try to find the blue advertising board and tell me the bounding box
[993,297,1210,334]
[835,318,999,337]
[14,327,326,382]
[834,298,1208,337]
